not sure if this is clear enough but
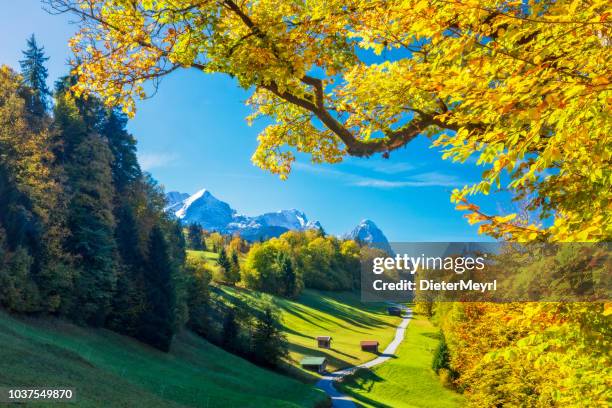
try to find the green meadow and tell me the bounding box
[187,249,219,263]
[0,310,327,408]
[0,274,466,408]
[337,314,465,408]
[215,286,401,374]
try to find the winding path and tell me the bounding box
[315,305,413,407]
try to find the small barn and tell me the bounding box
[360,340,379,353]
[300,356,327,373]
[387,306,402,316]
[316,336,332,349]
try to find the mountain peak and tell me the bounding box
[358,219,377,227]
[164,191,190,212]
[165,189,322,240]
[174,189,235,228]
[344,219,392,254]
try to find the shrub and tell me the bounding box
[432,332,450,374]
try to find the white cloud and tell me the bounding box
[138,152,179,171]
[293,162,470,189]
[349,160,417,174]
[351,173,464,188]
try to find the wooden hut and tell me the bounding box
[387,306,402,316]
[300,356,327,373]
[360,340,379,353]
[316,336,332,349]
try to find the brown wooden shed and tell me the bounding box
[360,340,379,353]
[316,336,332,349]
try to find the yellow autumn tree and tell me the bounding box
[48,0,611,241]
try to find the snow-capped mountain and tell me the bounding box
[234,209,322,231]
[175,189,236,231]
[167,189,322,240]
[164,191,190,212]
[344,219,393,254]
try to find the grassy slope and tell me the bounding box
[337,314,465,408]
[0,311,327,408]
[187,249,219,263]
[216,287,401,374]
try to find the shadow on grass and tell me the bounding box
[216,286,397,337]
[337,368,393,408]
[287,342,353,371]
[290,292,396,331]
[330,347,358,360]
[277,359,321,383]
[420,331,442,340]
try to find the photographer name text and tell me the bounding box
[372,279,497,292]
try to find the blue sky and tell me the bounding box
[0,2,507,241]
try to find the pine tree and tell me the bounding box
[280,255,297,298]
[139,225,176,351]
[187,223,204,250]
[217,247,232,281]
[251,307,287,367]
[65,134,118,326]
[53,82,118,324]
[101,108,141,192]
[19,35,50,116]
[222,307,239,351]
[108,204,144,335]
[100,105,145,333]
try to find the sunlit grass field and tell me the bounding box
[216,286,401,374]
[337,314,465,408]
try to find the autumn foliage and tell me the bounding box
[37,2,612,404]
[50,0,611,242]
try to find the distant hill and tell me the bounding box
[167,189,322,240]
[343,219,393,254]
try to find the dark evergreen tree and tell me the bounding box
[222,307,239,351]
[432,333,452,374]
[101,108,141,192]
[139,226,176,351]
[168,219,189,331]
[108,204,144,334]
[52,81,118,324]
[251,307,287,367]
[19,35,50,116]
[217,247,232,281]
[280,255,297,298]
[168,220,187,267]
[231,250,240,268]
[102,106,145,333]
[53,76,105,161]
[187,223,204,250]
[65,134,118,326]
